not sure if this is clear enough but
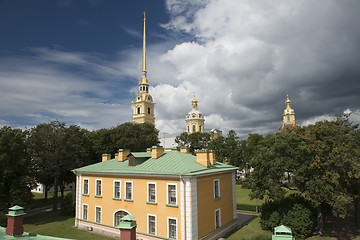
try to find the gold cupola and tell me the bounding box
[186,93,205,134]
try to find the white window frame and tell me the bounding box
[113,209,130,226]
[82,204,88,220]
[83,178,89,195]
[125,181,133,200]
[95,179,102,197]
[167,217,177,239]
[167,183,177,205]
[147,214,157,235]
[147,182,157,203]
[214,179,220,199]
[95,205,102,223]
[113,180,121,199]
[215,208,221,229]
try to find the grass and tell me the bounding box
[236,185,265,212]
[227,217,272,240]
[29,191,72,210]
[23,211,114,240]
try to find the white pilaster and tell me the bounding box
[232,171,237,219]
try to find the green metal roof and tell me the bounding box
[74,151,237,176]
[0,227,72,240]
[274,225,292,233]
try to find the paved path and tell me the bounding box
[26,203,61,217]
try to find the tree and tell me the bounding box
[27,121,93,211]
[175,132,189,147]
[247,115,360,236]
[0,127,34,216]
[187,132,211,153]
[89,122,159,160]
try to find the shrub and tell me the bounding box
[60,191,76,216]
[260,194,316,239]
[0,211,7,227]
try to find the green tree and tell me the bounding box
[89,122,159,160]
[0,127,34,217]
[187,132,211,153]
[175,132,189,147]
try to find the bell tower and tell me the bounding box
[185,94,205,134]
[132,12,155,125]
[282,94,296,128]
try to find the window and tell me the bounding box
[82,204,88,220]
[148,107,151,114]
[114,210,128,226]
[147,182,156,203]
[83,178,89,195]
[287,115,290,121]
[192,125,196,132]
[95,179,102,197]
[137,107,141,114]
[148,214,156,235]
[187,126,189,133]
[95,206,101,223]
[114,181,121,199]
[199,125,202,132]
[167,184,177,205]
[168,218,177,239]
[125,181,133,200]
[214,179,220,199]
[215,209,221,229]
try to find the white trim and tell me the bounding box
[125,181,133,200]
[147,214,157,235]
[95,205,102,223]
[147,182,157,203]
[113,209,131,226]
[213,178,220,199]
[113,180,121,199]
[74,169,236,179]
[76,175,82,222]
[180,178,185,240]
[95,179,102,197]
[232,171,237,219]
[215,208,221,229]
[83,178,89,195]
[188,177,198,240]
[82,203,88,220]
[167,217,178,239]
[167,183,177,205]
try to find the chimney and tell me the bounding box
[6,205,25,236]
[118,149,130,162]
[117,215,137,240]
[209,150,216,165]
[180,146,190,154]
[195,150,210,167]
[151,146,164,159]
[146,148,151,152]
[102,154,111,162]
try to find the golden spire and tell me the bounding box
[285,93,291,109]
[140,11,149,86]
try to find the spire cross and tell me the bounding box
[142,11,147,76]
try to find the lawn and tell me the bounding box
[23,211,114,240]
[29,191,72,210]
[227,217,272,240]
[236,185,265,212]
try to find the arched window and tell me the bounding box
[137,107,141,114]
[148,107,151,114]
[287,115,290,122]
[193,125,196,133]
[199,125,202,132]
[114,210,129,226]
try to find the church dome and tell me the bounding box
[186,97,204,120]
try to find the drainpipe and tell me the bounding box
[180,174,186,240]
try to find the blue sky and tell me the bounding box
[1,0,360,139]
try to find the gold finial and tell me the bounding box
[142,11,146,74]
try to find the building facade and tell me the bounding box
[132,13,155,125]
[73,148,238,240]
[186,96,205,134]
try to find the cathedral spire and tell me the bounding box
[140,11,148,86]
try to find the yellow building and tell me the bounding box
[186,96,205,134]
[132,13,155,125]
[273,94,298,134]
[73,147,238,240]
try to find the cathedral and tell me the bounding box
[273,94,298,134]
[185,95,205,134]
[132,13,155,125]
